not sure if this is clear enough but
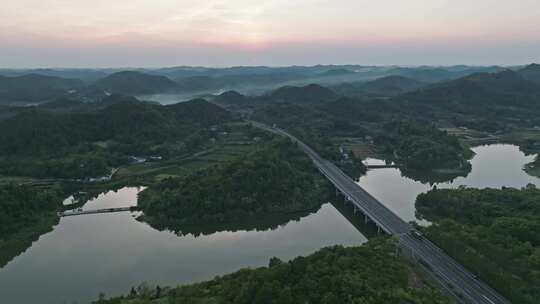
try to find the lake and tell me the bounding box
[358,144,540,223]
[0,144,537,304]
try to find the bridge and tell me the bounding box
[365,164,398,169]
[59,206,138,217]
[249,121,510,304]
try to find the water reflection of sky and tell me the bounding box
[1,144,536,304]
[358,144,540,223]
[0,188,365,304]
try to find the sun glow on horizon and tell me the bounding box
[1,0,540,67]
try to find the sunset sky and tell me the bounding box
[2,0,540,67]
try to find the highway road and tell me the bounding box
[249,120,511,304]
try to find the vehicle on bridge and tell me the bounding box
[411,230,424,241]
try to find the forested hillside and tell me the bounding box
[330,76,426,98]
[394,69,540,129]
[0,74,83,103]
[93,71,179,95]
[374,120,473,172]
[138,139,332,232]
[0,184,63,267]
[0,97,233,178]
[252,99,471,178]
[416,187,540,304]
[94,239,451,304]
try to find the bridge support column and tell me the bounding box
[377,225,381,234]
[364,214,369,224]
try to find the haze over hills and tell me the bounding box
[267,84,338,104]
[396,68,540,108]
[0,64,528,105]
[0,69,112,83]
[93,71,179,95]
[330,76,426,98]
[518,63,540,84]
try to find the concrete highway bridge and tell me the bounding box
[365,164,398,169]
[249,121,510,304]
[59,206,137,217]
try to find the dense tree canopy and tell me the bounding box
[416,187,540,304]
[95,239,451,304]
[375,119,472,172]
[0,184,63,267]
[252,103,367,178]
[138,139,332,233]
[0,97,234,178]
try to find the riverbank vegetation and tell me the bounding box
[374,119,473,173]
[0,184,63,267]
[252,103,368,179]
[94,239,451,304]
[416,187,540,304]
[252,102,473,180]
[137,139,332,233]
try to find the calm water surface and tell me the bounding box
[0,144,537,304]
[358,144,540,223]
[0,190,365,304]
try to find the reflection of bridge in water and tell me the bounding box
[59,206,138,217]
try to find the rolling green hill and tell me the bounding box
[0,96,233,178]
[267,84,338,104]
[519,63,540,84]
[94,71,179,95]
[331,75,426,98]
[0,74,84,104]
[94,239,451,304]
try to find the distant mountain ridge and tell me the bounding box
[394,69,540,114]
[0,74,84,104]
[519,63,540,84]
[0,96,232,156]
[93,71,179,95]
[0,64,535,106]
[331,76,426,97]
[267,84,338,104]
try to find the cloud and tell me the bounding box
[1,0,539,66]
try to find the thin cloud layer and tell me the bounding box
[2,0,540,67]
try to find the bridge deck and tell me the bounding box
[59,206,136,217]
[250,121,510,304]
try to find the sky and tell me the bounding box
[1,0,540,68]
